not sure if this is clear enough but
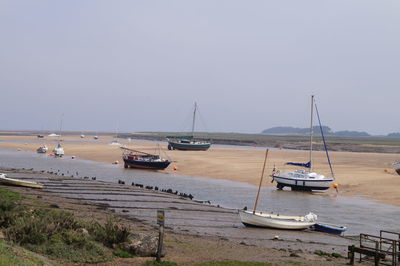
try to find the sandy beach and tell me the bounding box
[0,134,399,207]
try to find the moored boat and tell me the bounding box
[272,95,335,191]
[121,147,171,170]
[0,173,44,189]
[313,223,347,235]
[36,145,48,153]
[167,102,211,151]
[239,210,317,230]
[53,143,64,157]
[239,149,317,230]
[272,170,334,191]
[167,136,211,151]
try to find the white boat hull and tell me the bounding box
[274,175,334,190]
[239,210,316,230]
[0,174,44,189]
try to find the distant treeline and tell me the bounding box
[261,126,400,137]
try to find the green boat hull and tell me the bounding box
[167,141,211,151]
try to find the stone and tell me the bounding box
[120,233,166,257]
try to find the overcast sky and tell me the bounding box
[0,1,399,135]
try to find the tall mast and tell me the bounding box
[253,149,269,214]
[191,102,197,138]
[309,95,314,171]
[58,113,64,144]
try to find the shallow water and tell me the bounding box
[0,148,399,236]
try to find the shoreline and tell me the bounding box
[0,135,399,207]
[0,167,352,265]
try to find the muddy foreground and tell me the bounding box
[0,167,356,265]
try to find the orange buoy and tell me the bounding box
[173,166,177,171]
[384,169,388,173]
[333,183,338,189]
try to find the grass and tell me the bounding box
[0,187,132,263]
[143,261,178,266]
[195,262,271,266]
[113,248,136,258]
[0,239,44,266]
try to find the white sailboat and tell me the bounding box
[239,149,317,230]
[53,115,64,157]
[271,95,335,191]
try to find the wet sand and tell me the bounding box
[1,134,399,207]
[0,167,352,265]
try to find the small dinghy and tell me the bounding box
[0,173,44,189]
[313,223,347,235]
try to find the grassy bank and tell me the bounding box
[0,187,133,264]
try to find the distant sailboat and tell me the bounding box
[110,122,121,146]
[52,115,64,157]
[271,96,335,191]
[167,102,211,151]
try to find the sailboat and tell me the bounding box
[167,102,211,151]
[121,147,171,170]
[271,95,335,191]
[239,149,317,229]
[52,115,64,157]
[110,122,121,146]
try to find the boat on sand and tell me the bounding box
[312,223,347,235]
[121,147,171,170]
[0,173,44,189]
[167,102,211,151]
[239,149,317,230]
[272,95,335,191]
[36,145,48,153]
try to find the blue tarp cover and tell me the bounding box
[286,161,311,168]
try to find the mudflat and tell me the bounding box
[0,134,399,207]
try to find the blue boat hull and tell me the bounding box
[313,223,347,235]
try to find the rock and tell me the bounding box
[77,228,89,236]
[120,233,165,257]
[0,230,5,239]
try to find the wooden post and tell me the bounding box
[374,241,380,266]
[156,225,164,262]
[156,210,165,262]
[348,246,355,265]
[253,149,269,214]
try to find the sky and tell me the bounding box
[0,0,399,135]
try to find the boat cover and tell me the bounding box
[286,161,311,168]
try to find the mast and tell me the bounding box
[253,149,269,214]
[309,95,314,171]
[191,102,197,138]
[58,114,64,144]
